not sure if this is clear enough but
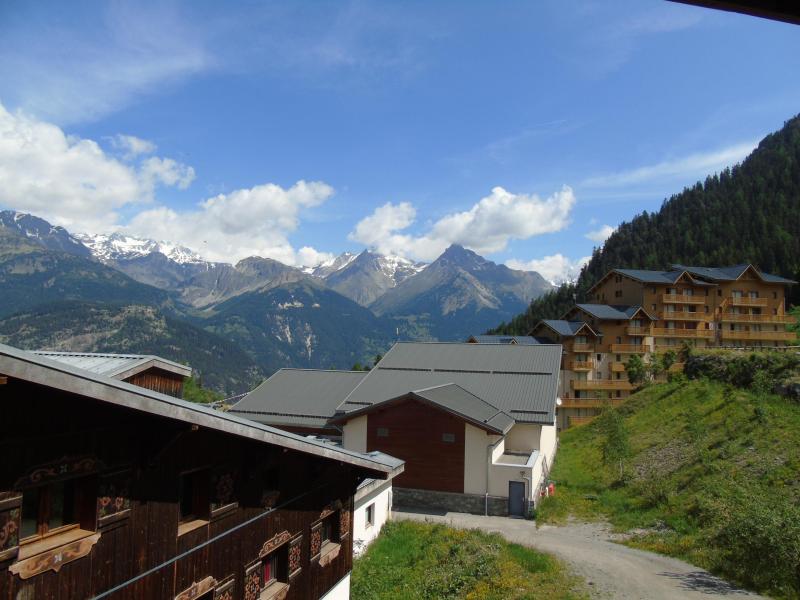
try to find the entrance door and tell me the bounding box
[508,481,526,517]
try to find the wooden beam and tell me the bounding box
[0,376,7,385]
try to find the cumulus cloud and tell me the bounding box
[585,224,615,243]
[507,254,590,286]
[111,134,157,159]
[0,103,196,232]
[127,181,334,265]
[349,186,575,262]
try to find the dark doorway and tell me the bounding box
[508,481,526,517]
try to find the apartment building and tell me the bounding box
[533,263,796,429]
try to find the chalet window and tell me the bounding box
[376,427,389,438]
[596,354,601,361]
[651,287,656,294]
[322,514,336,544]
[365,503,375,528]
[442,433,455,443]
[20,476,94,544]
[178,469,210,533]
[262,549,287,588]
[773,292,778,299]
[718,289,722,296]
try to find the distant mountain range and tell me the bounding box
[0,210,552,393]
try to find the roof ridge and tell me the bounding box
[411,382,506,417]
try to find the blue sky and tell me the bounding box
[0,1,798,282]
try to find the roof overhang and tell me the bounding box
[669,1,800,26]
[0,344,397,476]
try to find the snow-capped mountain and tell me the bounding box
[0,211,92,258]
[75,232,206,265]
[304,252,358,278]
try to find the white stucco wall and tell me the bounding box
[342,415,367,453]
[320,572,350,600]
[353,479,393,556]
[463,423,502,495]
[539,423,558,467]
[504,423,542,453]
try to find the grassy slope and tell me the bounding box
[538,379,800,598]
[351,520,586,600]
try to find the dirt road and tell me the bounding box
[393,509,764,599]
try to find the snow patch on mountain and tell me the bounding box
[76,232,206,265]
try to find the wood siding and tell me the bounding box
[124,367,185,398]
[0,377,363,599]
[366,398,464,494]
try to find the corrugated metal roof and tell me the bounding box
[574,304,652,320]
[513,336,543,345]
[31,351,191,379]
[230,369,366,428]
[614,268,682,284]
[412,383,515,434]
[539,320,588,337]
[468,335,542,345]
[0,343,398,475]
[673,264,797,284]
[340,342,561,424]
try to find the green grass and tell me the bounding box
[351,520,587,600]
[537,379,800,599]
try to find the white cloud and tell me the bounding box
[507,254,590,286]
[585,224,615,243]
[127,181,335,265]
[583,142,757,188]
[0,103,191,232]
[349,186,576,262]
[111,134,157,159]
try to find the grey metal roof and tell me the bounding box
[230,369,366,429]
[0,343,398,475]
[512,336,542,345]
[229,369,367,427]
[574,304,654,321]
[412,384,515,433]
[538,320,589,337]
[31,350,192,380]
[614,268,683,284]
[467,334,542,345]
[338,342,561,424]
[673,264,797,284]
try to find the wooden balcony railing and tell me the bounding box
[652,328,714,339]
[568,415,598,427]
[570,343,594,353]
[610,361,627,372]
[719,330,796,341]
[719,313,795,324]
[567,360,594,371]
[560,397,625,409]
[728,296,768,307]
[658,311,708,321]
[662,294,704,305]
[609,344,649,353]
[626,326,652,336]
[571,379,634,391]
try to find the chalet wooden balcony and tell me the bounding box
[728,296,768,307]
[568,415,598,427]
[652,327,714,339]
[626,326,652,336]
[560,397,625,409]
[719,313,794,324]
[609,344,649,353]
[610,361,627,372]
[567,360,594,371]
[570,343,594,353]
[719,330,796,341]
[571,379,634,391]
[658,311,708,321]
[662,293,704,305]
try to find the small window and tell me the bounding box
[651,304,656,311]
[259,547,289,592]
[773,291,778,299]
[651,286,656,294]
[21,479,80,541]
[442,433,455,443]
[376,427,389,438]
[596,354,602,361]
[365,503,375,528]
[717,289,722,296]
[321,513,339,544]
[179,469,209,524]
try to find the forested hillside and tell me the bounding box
[493,114,800,334]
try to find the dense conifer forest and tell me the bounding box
[492,114,800,335]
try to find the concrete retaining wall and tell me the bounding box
[393,487,509,517]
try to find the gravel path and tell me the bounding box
[393,508,764,600]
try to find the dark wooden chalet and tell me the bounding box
[0,343,402,599]
[32,351,194,398]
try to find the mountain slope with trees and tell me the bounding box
[493,114,800,335]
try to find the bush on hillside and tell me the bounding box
[685,350,800,394]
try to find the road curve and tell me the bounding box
[393,509,764,600]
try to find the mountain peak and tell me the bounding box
[437,244,486,267]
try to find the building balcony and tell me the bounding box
[662,293,704,305]
[567,360,594,371]
[560,397,625,409]
[570,343,594,353]
[719,330,796,341]
[568,415,598,427]
[610,361,627,372]
[609,344,649,353]
[719,313,794,324]
[728,296,768,307]
[571,379,634,391]
[658,311,708,321]
[626,326,652,336]
[652,327,714,339]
